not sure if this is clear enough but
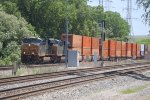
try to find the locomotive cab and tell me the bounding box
[21,37,45,63]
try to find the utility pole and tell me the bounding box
[122,0,135,41]
[65,0,69,67]
[105,0,113,11]
[100,0,105,67]
[127,0,133,39]
[98,0,103,6]
[100,20,105,67]
[99,0,113,11]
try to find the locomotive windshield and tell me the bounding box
[22,38,42,44]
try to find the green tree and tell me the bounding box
[137,39,150,44]
[104,11,130,41]
[0,1,21,17]
[0,11,35,65]
[1,0,129,40]
[137,0,150,25]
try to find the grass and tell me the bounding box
[15,65,66,76]
[120,84,150,94]
[147,96,150,100]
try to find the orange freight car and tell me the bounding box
[100,40,109,59]
[109,40,116,58]
[61,34,82,48]
[91,37,99,56]
[131,43,137,58]
[91,37,99,49]
[126,43,132,58]
[82,36,92,49]
[92,49,99,56]
[82,36,92,56]
[82,48,91,56]
[121,41,127,57]
[136,44,141,58]
[116,41,121,58]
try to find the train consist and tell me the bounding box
[21,34,149,64]
[62,34,147,60]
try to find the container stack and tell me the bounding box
[61,34,82,55]
[61,34,145,61]
[121,41,127,58]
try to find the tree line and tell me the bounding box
[0,0,130,65]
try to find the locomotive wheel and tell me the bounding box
[50,56,55,63]
[57,56,61,63]
[39,57,44,63]
[34,56,43,64]
[50,56,61,63]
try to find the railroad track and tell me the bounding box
[0,62,149,86]
[0,66,13,70]
[0,61,147,70]
[0,63,65,71]
[0,63,150,100]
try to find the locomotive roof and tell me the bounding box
[25,37,42,40]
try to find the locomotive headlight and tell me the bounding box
[29,44,31,47]
[32,52,34,55]
[23,52,26,54]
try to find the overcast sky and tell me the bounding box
[87,0,149,36]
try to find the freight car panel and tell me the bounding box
[109,40,116,50]
[99,40,109,59]
[126,43,132,50]
[126,43,132,57]
[109,50,116,57]
[99,49,109,59]
[121,42,126,50]
[116,41,121,57]
[92,49,99,55]
[103,40,109,49]
[127,51,132,57]
[91,37,99,49]
[136,44,141,57]
[82,48,91,56]
[132,43,137,58]
[109,40,116,58]
[61,34,82,48]
[82,36,92,48]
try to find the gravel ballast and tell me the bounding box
[24,70,150,100]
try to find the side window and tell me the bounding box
[41,40,46,45]
[59,41,63,46]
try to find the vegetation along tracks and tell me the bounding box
[0,63,150,100]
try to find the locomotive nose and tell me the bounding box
[21,44,39,55]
